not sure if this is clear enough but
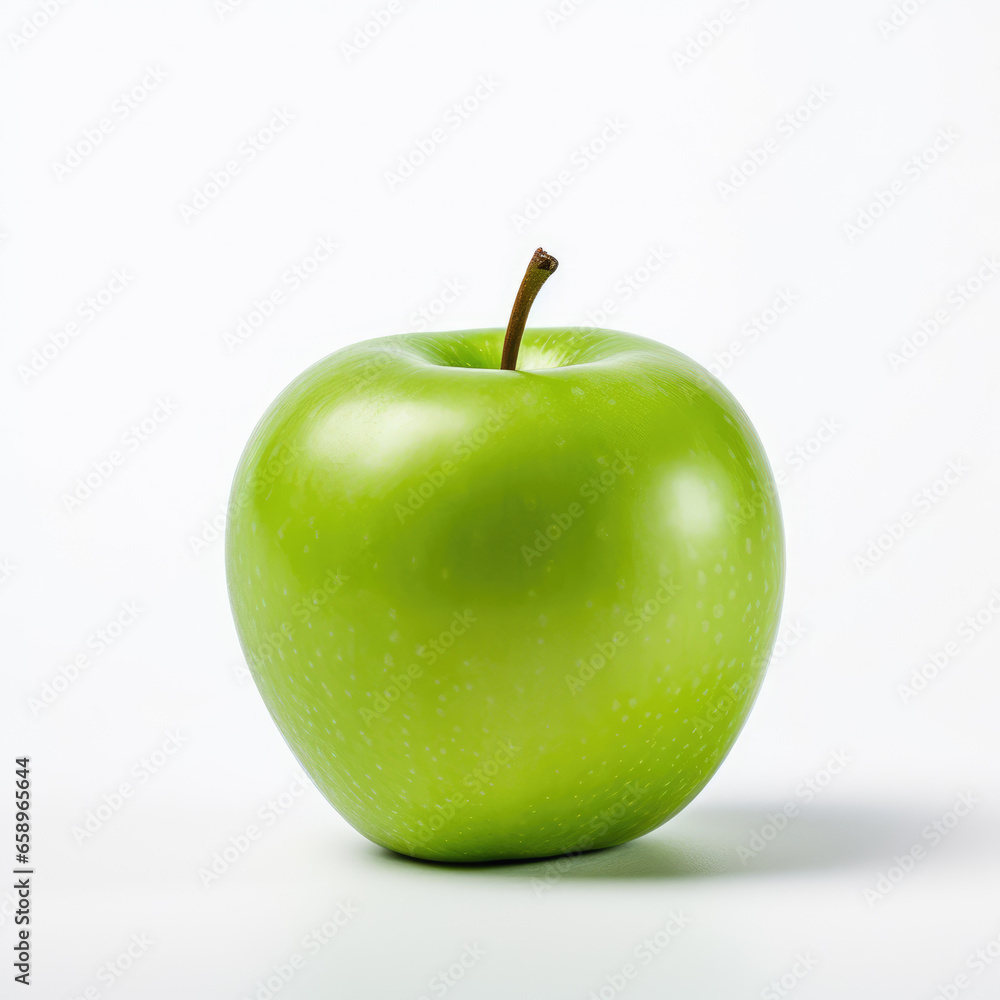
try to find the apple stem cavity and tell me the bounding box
[500,248,559,371]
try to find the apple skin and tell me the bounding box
[226,327,784,862]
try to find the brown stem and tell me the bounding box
[500,248,559,370]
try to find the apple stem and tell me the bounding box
[500,248,559,371]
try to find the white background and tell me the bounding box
[3,0,1000,997]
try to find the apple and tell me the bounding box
[226,249,784,862]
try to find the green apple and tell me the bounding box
[226,250,784,862]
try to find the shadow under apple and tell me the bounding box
[365,803,990,880]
